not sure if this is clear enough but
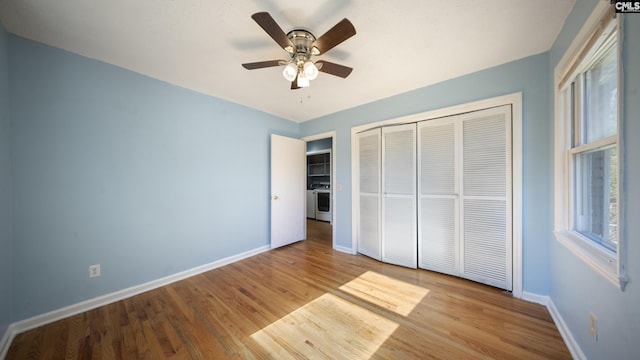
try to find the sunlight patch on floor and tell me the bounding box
[250,293,398,359]
[339,271,430,316]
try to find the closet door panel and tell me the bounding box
[460,105,512,290]
[359,194,380,259]
[420,121,456,194]
[419,197,457,275]
[463,113,508,197]
[463,199,508,288]
[384,129,415,194]
[383,196,416,266]
[382,124,417,268]
[417,118,459,275]
[357,129,382,260]
[359,131,381,194]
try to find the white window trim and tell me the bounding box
[553,0,628,290]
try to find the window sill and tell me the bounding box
[554,230,627,291]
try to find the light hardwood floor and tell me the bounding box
[6,220,570,359]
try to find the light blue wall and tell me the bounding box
[3,4,636,358]
[0,23,13,337]
[301,53,552,295]
[8,35,298,320]
[549,1,640,358]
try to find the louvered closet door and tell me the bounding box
[382,124,417,268]
[357,128,382,260]
[460,105,512,290]
[417,116,459,276]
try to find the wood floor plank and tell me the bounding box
[6,220,571,359]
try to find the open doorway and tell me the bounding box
[304,132,336,247]
[306,218,332,243]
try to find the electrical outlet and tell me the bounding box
[89,264,101,278]
[589,312,598,339]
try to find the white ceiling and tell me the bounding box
[0,0,575,122]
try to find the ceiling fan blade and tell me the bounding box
[315,60,353,78]
[242,60,285,70]
[251,12,294,51]
[312,18,356,55]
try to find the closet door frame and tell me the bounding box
[352,92,523,298]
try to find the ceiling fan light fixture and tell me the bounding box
[303,61,319,80]
[282,63,298,81]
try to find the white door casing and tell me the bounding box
[271,134,306,249]
[302,131,338,250]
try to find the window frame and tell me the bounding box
[554,2,627,290]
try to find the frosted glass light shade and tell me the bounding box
[282,63,298,81]
[297,72,310,87]
[304,61,319,80]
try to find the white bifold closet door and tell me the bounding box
[357,128,382,260]
[418,105,512,290]
[357,105,512,290]
[460,106,512,290]
[382,124,417,268]
[417,116,460,276]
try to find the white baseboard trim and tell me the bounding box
[0,244,270,359]
[334,244,355,254]
[0,323,17,360]
[521,291,549,306]
[547,298,586,360]
[517,291,585,360]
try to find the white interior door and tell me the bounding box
[418,116,460,276]
[382,124,417,268]
[357,128,382,260]
[271,134,306,249]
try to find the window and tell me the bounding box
[572,41,618,252]
[554,4,626,290]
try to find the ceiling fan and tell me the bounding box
[242,12,356,89]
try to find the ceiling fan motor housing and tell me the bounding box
[286,29,319,63]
